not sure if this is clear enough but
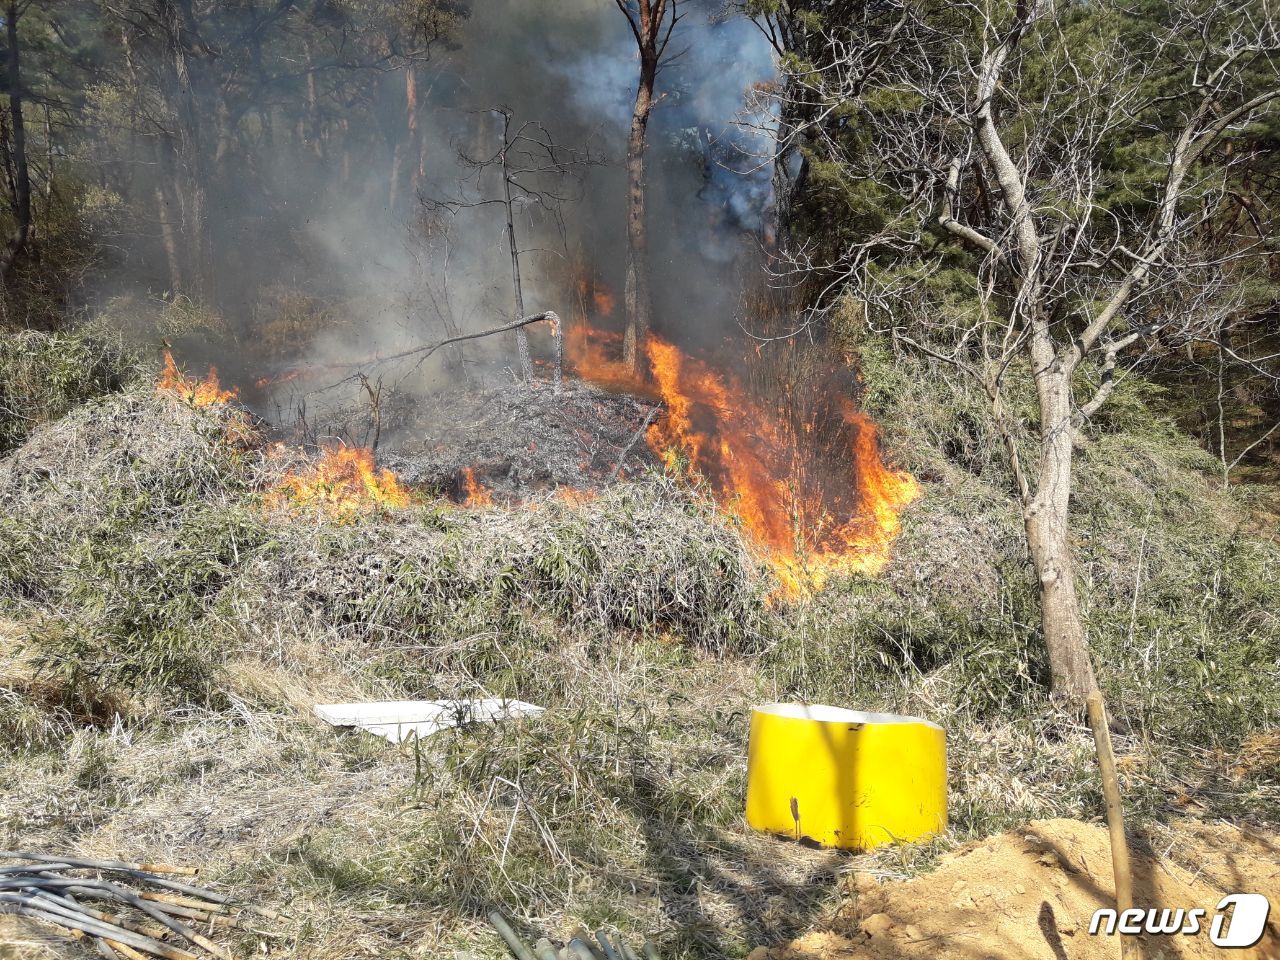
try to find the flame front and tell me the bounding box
[267,444,410,517]
[157,350,238,406]
[460,467,494,506]
[567,302,921,598]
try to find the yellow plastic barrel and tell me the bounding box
[745,703,946,851]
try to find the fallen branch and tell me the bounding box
[331,311,563,374]
[282,310,566,400]
[611,404,662,480]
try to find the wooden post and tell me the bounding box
[1086,689,1135,960]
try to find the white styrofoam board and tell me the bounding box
[314,698,545,744]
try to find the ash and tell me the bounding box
[384,378,662,500]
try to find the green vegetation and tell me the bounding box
[0,328,138,454]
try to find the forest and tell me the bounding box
[1,0,1279,958]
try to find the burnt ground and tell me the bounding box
[382,378,663,500]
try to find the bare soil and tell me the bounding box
[762,818,1280,960]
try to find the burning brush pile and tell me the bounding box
[564,312,922,598]
[0,320,932,714]
[0,353,767,711]
[383,380,661,501]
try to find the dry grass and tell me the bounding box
[1,352,1279,958]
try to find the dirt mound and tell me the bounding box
[763,818,1280,960]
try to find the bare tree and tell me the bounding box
[760,0,1280,703]
[613,0,682,373]
[428,107,597,381]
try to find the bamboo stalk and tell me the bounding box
[28,888,170,940]
[595,931,621,960]
[0,855,277,925]
[489,911,539,960]
[142,900,244,929]
[1087,690,1135,960]
[0,862,77,875]
[128,873,285,921]
[1,856,277,958]
[7,875,232,959]
[106,939,156,960]
[0,852,197,877]
[138,891,239,916]
[0,899,198,960]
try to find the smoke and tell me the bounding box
[92,0,775,419]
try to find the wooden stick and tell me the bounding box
[1086,690,1135,960]
[611,404,661,480]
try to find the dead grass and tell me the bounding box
[1,352,1278,959]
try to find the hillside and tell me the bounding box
[1,333,1277,957]
[2,0,1280,956]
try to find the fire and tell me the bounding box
[563,318,636,390]
[567,317,921,598]
[267,444,410,516]
[255,370,303,389]
[156,350,238,406]
[460,467,494,506]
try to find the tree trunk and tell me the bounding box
[406,65,424,195]
[500,113,532,380]
[0,1,32,280]
[388,143,403,210]
[621,55,657,374]
[154,139,184,293]
[159,0,212,302]
[305,41,324,162]
[1026,366,1098,702]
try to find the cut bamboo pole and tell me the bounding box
[0,853,198,876]
[0,900,198,960]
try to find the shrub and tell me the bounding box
[0,328,139,453]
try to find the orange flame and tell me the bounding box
[568,319,920,598]
[460,467,494,506]
[255,370,303,389]
[594,287,616,316]
[266,444,410,517]
[157,350,238,406]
